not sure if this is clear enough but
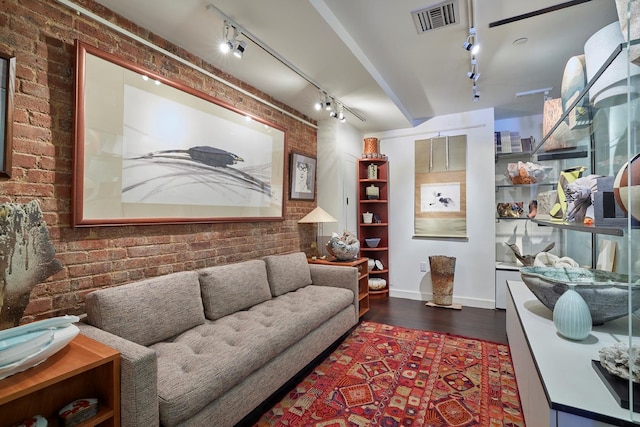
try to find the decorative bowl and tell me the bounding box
[519,266,640,325]
[368,278,386,290]
[326,232,360,261]
[365,238,381,248]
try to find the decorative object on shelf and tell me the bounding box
[367,259,375,271]
[564,174,600,223]
[367,163,378,179]
[497,202,524,218]
[542,98,565,151]
[549,166,586,219]
[298,207,338,258]
[527,200,537,218]
[506,161,552,184]
[375,260,384,270]
[59,398,99,427]
[365,184,379,200]
[368,277,386,290]
[414,135,467,238]
[614,0,640,65]
[613,152,640,222]
[553,283,592,340]
[362,212,373,224]
[594,175,635,226]
[0,201,63,329]
[0,315,80,380]
[429,255,456,306]
[561,55,592,130]
[507,242,555,266]
[599,342,640,383]
[373,213,382,223]
[533,252,579,268]
[363,137,379,157]
[536,190,556,217]
[365,238,380,248]
[596,239,617,272]
[11,415,47,427]
[519,266,640,325]
[584,22,640,108]
[326,231,360,261]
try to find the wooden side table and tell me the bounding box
[0,334,121,427]
[308,257,370,317]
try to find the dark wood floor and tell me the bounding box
[362,296,507,344]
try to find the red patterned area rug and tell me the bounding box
[255,321,525,427]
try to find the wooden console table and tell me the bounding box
[0,334,121,427]
[307,257,369,317]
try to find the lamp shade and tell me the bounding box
[298,207,337,223]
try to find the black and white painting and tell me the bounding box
[73,41,285,226]
[420,183,460,212]
[289,152,316,200]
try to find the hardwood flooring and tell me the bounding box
[363,296,508,344]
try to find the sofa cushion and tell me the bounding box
[263,252,312,297]
[151,285,354,426]
[85,271,205,347]
[198,259,272,320]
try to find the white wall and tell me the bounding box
[367,108,497,308]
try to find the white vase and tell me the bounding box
[553,284,592,340]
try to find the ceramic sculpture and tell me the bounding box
[552,284,592,340]
[599,342,640,382]
[429,255,456,306]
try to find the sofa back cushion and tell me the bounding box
[198,259,273,320]
[85,271,205,346]
[263,252,312,297]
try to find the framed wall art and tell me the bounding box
[73,41,286,226]
[414,135,468,238]
[0,52,15,178]
[289,152,316,200]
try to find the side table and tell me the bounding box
[0,333,121,427]
[307,257,370,317]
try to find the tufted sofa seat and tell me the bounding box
[78,252,359,427]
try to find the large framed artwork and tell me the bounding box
[73,41,286,226]
[0,52,15,178]
[414,135,467,238]
[289,152,316,200]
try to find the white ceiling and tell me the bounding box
[90,0,619,133]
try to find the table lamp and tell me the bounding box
[298,207,338,258]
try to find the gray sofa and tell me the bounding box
[78,252,359,427]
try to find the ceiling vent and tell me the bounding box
[412,0,459,33]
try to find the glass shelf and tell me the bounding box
[531,217,624,237]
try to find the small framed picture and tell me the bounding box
[289,152,316,200]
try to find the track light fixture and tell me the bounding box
[466,57,480,81]
[472,83,480,102]
[220,21,246,59]
[462,27,479,55]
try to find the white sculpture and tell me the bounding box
[599,342,640,383]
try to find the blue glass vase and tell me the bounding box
[553,284,592,340]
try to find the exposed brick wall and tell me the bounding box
[0,0,317,323]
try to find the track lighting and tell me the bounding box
[462,27,479,55]
[472,83,480,102]
[467,58,480,81]
[220,21,246,59]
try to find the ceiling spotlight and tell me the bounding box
[462,27,479,55]
[220,21,246,59]
[467,58,480,81]
[472,84,480,102]
[233,40,246,58]
[324,97,333,111]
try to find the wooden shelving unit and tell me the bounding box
[307,257,369,317]
[357,158,389,299]
[0,334,120,427]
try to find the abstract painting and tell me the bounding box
[73,41,285,226]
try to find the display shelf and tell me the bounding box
[531,217,625,237]
[0,334,120,427]
[495,183,556,189]
[357,158,390,299]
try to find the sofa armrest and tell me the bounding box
[309,264,359,315]
[77,323,159,427]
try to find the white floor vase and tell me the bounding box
[553,284,592,340]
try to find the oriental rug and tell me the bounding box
[255,321,525,427]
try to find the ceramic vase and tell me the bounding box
[429,255,456,306]
[553,284,592,340]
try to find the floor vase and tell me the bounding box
[429,255,456,305]
[553,284,592,340]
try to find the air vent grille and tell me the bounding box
[412,0,459,33]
